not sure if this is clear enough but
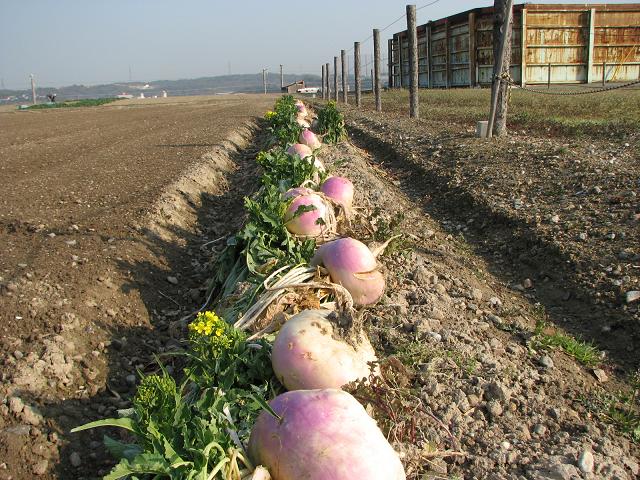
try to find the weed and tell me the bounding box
[532,315,601,367]
[316,101,347,144]
[580,371,640,442]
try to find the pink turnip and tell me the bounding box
[283,186,315,200]
[320,176,354,211]
[248,389,406,480]
[284,193,330,237]
[287,143,312,159]
[295,100,308,117]
[299,129,322,150]
[311,237,385,305]
[272,309,376,390]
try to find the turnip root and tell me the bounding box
[299,129,322,150]
[295,100,308,117]
[320,176,354,211]
[283,186,315,200]
[272,309,376,390]
[284,193,332,238]
[296,116,311,128]
[248,389,406,480]
[311,237,385,305]
[287,143,312,159]
[286,144,325,172]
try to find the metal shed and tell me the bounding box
[389,3,640,87]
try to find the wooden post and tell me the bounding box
[325,62,330,99]
[387,39,394,88]
[469,12,477,87]
[280,64,284,89]
[407,4,419,118]
[445,20,451,88]
[371,68,374,91]
[354,42,362,107]
[487,0,514,138]
[586,8,596,83]
[333,56,339,101]
[341,49,348,104]
[321,65,326,99]
[548,62,552,89]
[398,34,404,87]
[427,23,433,88]
[602,61,607,86]
[30,74,36,105]
[374,28,382,112]
[262,69,267,94]
[521,8,527,86]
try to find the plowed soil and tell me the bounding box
[0,95,272,479]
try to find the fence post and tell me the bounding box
[355,42,362,107]
[548,62,552,89]
[30,74,37,105]
[280,64,284,89]
[341,49,348,104]
[262,69,267,95]
[374,28,382,112]
[387,39,394,88]
[325,62,330,100]
[407,4,419,118]
[602,61,606,86]
[487,0,514,138]
[321,65,326,99]
[334,56,339,101]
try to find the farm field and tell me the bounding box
[0,91,638,480]
[0,94,274,479]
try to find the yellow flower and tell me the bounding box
[264,110,276,120]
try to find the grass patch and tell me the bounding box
[23,98,120,110]
[581,372,640,442]
[368,87,640,137]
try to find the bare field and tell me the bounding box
[0,94,273,479]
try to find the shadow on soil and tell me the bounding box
[348,125,640,374]
[40,128,264,479]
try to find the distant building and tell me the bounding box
[389,2,640,87]
[282,81,305,93]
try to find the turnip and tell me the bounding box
[320,176,354,211]
[299,129,322,150]
[287,143,312,159]
[284,193,333,238]
[295,100,308,117]
[272,309,376,390]
[296,116,311,128]
[248,389,406,480]
[311,237,385,305]
[286,144,326,172]
[283,186,315,200]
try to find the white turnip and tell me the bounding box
[271,309,376,390]
[248,389,406,480]
[311,237,385,305]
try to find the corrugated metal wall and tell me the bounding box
[390,3,640,87]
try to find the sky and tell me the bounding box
[1,0,637,89]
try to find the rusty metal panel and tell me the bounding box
[418,37,429,87]
[526,64,587,83]
[390,3,640,88]
[431,25,447,87]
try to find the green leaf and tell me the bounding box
[70,417,137,434]
[103,435,143,461]
[103,453,172,480]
